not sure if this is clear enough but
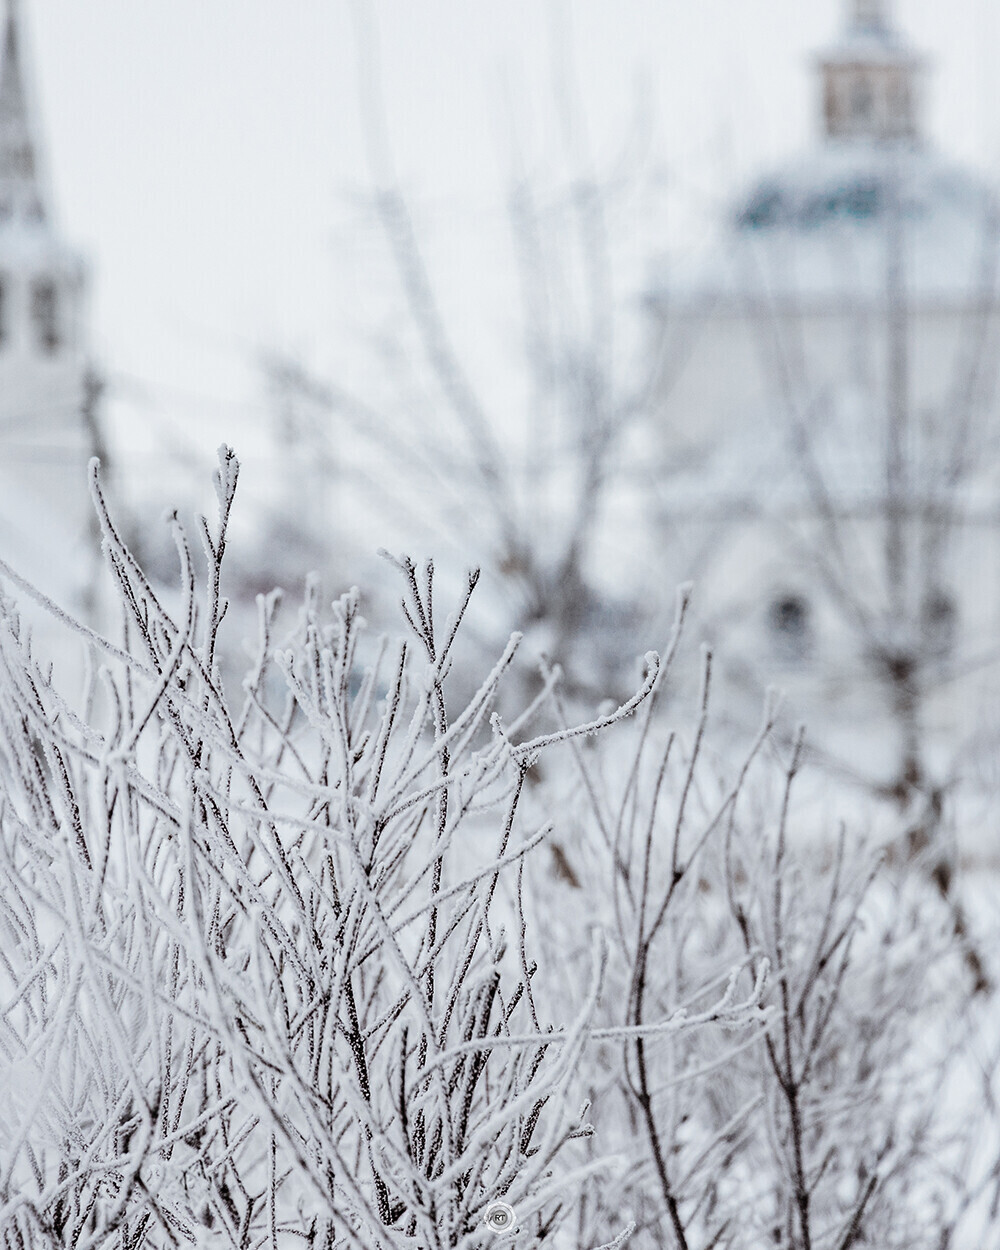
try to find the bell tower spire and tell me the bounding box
[0,0,99,618]
[817,0,925,144]
[0,0,45,223]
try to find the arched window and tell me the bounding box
[887,72,913,137]
[853,78,874,122]
[922,591,956,658]
[769,593,812,662]
[30,277,60,354]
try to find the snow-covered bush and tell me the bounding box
[520,606,1000,1249]
[0,449,997,1249]
[0,450,762,1248]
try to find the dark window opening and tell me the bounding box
[31,278,60,354]
[841,178,882,219]
[923,591,956,657]
[851,76,875,125]
[888,74,911,123]
[740,177,886,232]
[769,593,812,661]
[736,184,784,230]
[5,142,36,181]
[824,80,837,135]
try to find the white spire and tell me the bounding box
[0,0,45,223]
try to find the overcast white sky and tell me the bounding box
[21,0,1000,498]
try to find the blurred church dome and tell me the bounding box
[670,0,999,306]
[646,0,1000,522]
[726,145,998,303]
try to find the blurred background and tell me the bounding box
[4,0,1000,858]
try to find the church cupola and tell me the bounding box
[817,0,926,145]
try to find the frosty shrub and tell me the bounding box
[0,449,765,1249]
[522,617,1000,1250]
[0,449,997,1250]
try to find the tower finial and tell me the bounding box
[818,0,923,144]
[0,0,45,223]
[851,0,891,35]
